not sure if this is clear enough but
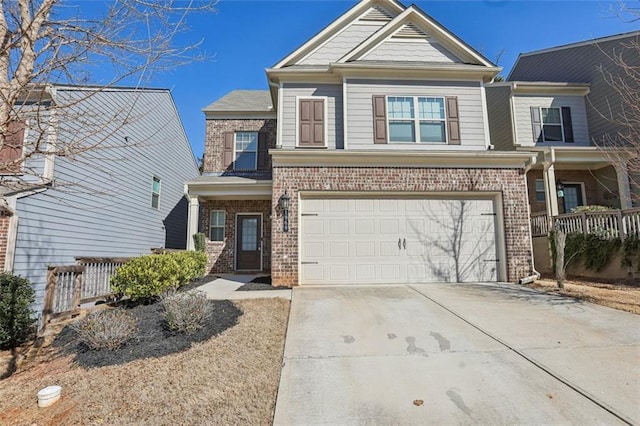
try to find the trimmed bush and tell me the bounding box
[110,251,208,301]
[162,290,209,334]
[571,205,613,213]
[0,273,36,350]
[73,308,137,350]
[193,232,206,252]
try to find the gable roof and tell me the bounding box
[203,90,273,113]
[272,0,406,68]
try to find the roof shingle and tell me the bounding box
[203,90,273,112]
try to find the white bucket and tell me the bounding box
[37,385,62,408]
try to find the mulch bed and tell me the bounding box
[236,276,290,291]
[53,300,242,368]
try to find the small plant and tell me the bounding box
[193,232,206,252]
[0,273,36,350]
[162,290,209,334]
[622,235,640,268]
[571,205,614,213]
[73,309,137,350]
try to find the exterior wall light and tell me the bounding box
[556,181,565,198]
[280,190,290,232]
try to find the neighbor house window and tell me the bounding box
[234,132,257,170]
[209,210,225,242]
[540,108,563,142]
[387,96,447,143]
[535,179,545,202]
[151,176,161,209]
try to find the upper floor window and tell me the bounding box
[386,96,451,143]
[151,176,161,209]
[531,107,574,143]
[234,132,257,170]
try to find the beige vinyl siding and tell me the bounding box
[280,83,343,149]
[361,40,461,63]
[509,33,640,147]
[345,79,487,150]
[513,94,589,146]
[485,85,515,151]
[300,23,385,65]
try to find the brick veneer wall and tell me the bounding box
[201,199,271,273]
[203,119,277,173]
[271,167,533,286]
[0,212,9,271]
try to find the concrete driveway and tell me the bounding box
[273,283,640,425]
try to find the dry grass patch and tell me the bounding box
[528,279,640,315]
[0,298,290,425]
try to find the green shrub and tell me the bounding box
[111,251,208,301]
[0,274,36,350]
[73,309,137,350]
[571,205,614,214]
[193,232,206,252]
[549,231,621,272]
[162,290,209,334]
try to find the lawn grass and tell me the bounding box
[528,278,640,315]
[0,298,290,425]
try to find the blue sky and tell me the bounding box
[154,0,638,159]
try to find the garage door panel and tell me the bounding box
[380,264,401,280]
[355,220,375,235]
[355,242,375,257]
[330,265,350,281]
[329,242,349,257]
[355,264,376,281]
[303,218,324,234]
[329,219,349,234]
[379,219,400,234]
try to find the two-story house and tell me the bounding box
[486,32,638,218]
[185,0,536,286]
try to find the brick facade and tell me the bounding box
[203,119,276,174]
[271,166,533,286]
[201,199,271,274]
[0,211,9,271]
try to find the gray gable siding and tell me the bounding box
[345,79,487,150]
[11,88,198,315]
[512,94,589,147]
[280,83,343,149]
[485,85,514,151]
[361,40,461,63]
[300,23,385,65]
[509,34,640,147]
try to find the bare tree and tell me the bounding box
[0,0,216,188]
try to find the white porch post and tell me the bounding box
[614,162,632,210]
[543,163,559,217]
[186,195,200,251]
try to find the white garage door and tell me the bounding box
[300,197,499,284]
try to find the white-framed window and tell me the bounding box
[209,210,225,242]
[387,96,447,143]
[535,179,545,202]
[151,176,161,209]
[540,107,564,142]
[234,132,258,170]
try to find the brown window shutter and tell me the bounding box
[372,95,387,144]
[531,107,543,142]
[299,99,311,146]
[561,107,574,143]
[0,121,26,174]
[223,132,234,170]
[257,132,268,170]
[445,97,460,145]
[299,99,325,147]
[312,100,325,146]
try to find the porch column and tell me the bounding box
[543,163,559,216]
[186,196,200,250]
[614,162,632,209]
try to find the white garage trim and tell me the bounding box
[298,191,507,284]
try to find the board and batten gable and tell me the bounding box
[512,94,589,146]
[280,83,344,149]
[484,85,515,151]
[11,87,199,314]
[345,79,488,150]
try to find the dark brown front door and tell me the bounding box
[236,215,261,270]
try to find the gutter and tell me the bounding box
[520,154,542,284]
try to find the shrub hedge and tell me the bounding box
[0,273,36,350]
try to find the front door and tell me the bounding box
[236,215,262,271]
[562,184,584,213]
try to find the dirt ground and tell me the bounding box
[0,298,290,425]
[527,278,640,315]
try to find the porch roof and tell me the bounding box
[519,146,635,170]
[185,176,272,200]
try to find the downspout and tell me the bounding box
[519,154,542,285]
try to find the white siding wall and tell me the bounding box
[300,23,385,65]
[280,83,343,149]
[513,94,590,146]
[346,79,487,150]
[362,40,461,63]
[12,88,199,315]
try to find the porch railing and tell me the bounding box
[76,257,130,302]
[530,208,640,240]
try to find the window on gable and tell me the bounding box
[209,210,225,241]
[151,176,161,209]
[535,179,545,202]
[541,108,563,142]
[234,132,257,170]
[387,96,447,143]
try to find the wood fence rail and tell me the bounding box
[530,208,640,240]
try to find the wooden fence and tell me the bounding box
[76,257,130,302]
[530,208,640,240]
